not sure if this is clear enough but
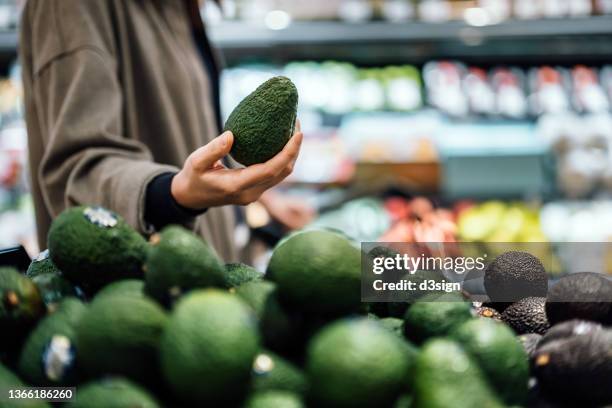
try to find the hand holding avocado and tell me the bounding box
[171,76,302,211]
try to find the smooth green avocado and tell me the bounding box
[267,230,361,316]
[403,296,472,344]
[244,390,305,408]
[18,297,86,386]
[306,318,413,408]
[452,318,529,405]
[251,350,308,396]
[47,206,148,293]
[160,289,260,404]
[76,295,168,383]
[94,279,144,301]
[413,339,504,408]
[71,378,160,408]
[144,226,225,306]
[224,76,298,166]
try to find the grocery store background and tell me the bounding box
[1,0,612,270]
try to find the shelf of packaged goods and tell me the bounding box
[209,16,612,65]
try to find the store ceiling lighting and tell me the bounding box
[463,7,491,27]
[265,10,291,30]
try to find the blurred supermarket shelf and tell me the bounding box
[209,17,612,65]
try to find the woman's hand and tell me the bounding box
[171,126,303,210]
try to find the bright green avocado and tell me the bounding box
[306,318,413,408]
[160,289,259,404]
[244,390,305,408]
[235,280,294,351]
[71,378,160,408]
[144,226,225,306]
[267,230,361,316]
[251,350,308,396]
[94,279,144,301]
[224,76,298,166]
[76,295,168,384]
[0,363,50,408]
[451,318,529,405]
[47,206,148,293]
[403,295,472,344]
[413,339,504,408]
[18,298,86,386]
[225,263,262,288]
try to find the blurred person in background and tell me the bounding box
[19,0,315,261]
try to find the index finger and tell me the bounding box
[236,131,303,188]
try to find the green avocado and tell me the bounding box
[306,318,413,408]
[267,230,361,316]
[224,76,298,166]
[0,267,45,352]
[0,363,50,408]
[94,279,144,301]
[225,263,262,288]
[235,280,294,351]
[144,226,225,306]
[18,298,85,386]
[403,296,472,344]
[452,318,529,405]
[30,273,77,307]
[244,390,305,408]
[160,289,260,404]
[47,206,148,293]
[76,295,168,384]
[413,339,504,408]
[71,378,160,408]
[251,350,308,396]
[26,250,61,278]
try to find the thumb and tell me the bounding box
[190,131,233,171]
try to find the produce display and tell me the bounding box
[1,204,611,407]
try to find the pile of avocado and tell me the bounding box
[1,205,611,407]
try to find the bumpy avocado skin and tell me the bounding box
[502,297,550,335]
[484,251,548,303]
[48,206,148,293]
[224,76,298,166]
[545,272,612,325]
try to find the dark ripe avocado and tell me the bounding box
[47,206,148,293]
[545,272,612,325]
[0,267,45,345]
[144,226,225,306]
[18,297,86,386]
[413,339,504,408]
[224,76,298,166]
[71,378,160,408]
[306,318,413,408]
[235,280,295,351]
[251,350,308,396]
[245,390,305,408]
[536,319,602,350]
[267,230,361,316]
[76,295,168,384]
[225,263,262,288]
[484,251,548,303]
[518,333,542,359]
[533,323,612,405]
[501,297,550,335]
[451,318,529,405]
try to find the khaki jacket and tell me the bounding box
[20,0,239,261]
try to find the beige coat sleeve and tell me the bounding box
[32,46,179,234]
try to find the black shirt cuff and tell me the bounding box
[145,172,206,231]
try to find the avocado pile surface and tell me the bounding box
[1,206,611,407]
